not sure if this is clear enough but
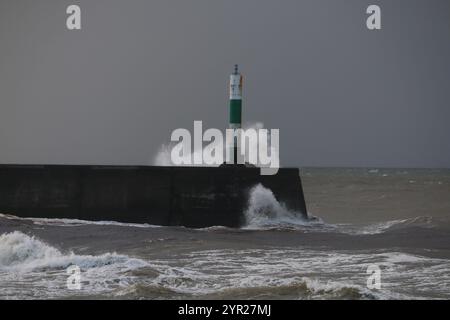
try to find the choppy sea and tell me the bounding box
[1,168,449,299]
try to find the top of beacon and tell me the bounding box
[233,64,239,75]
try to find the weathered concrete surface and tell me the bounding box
[0,165,307,228]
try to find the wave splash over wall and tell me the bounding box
[244,184,315,229]
[153,122,266,166]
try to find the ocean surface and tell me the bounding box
[1,168,449,300]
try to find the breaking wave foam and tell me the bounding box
[243,184,325,230]
[119,248,434,299]
[1,232,448,299]
[0,231,146,272]
[0,213,159,228]
[242,185,449,236]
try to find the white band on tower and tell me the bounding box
[229,74,242,100]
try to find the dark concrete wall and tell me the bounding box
[0,165,307,228]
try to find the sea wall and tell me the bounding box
[0,165,307,228]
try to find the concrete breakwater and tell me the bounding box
[0,165,307,228]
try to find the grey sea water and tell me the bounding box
[0,168,449,300]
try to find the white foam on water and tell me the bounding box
[31,218,160,228]
[0,231,148,299]
[0,213,159,228]
[337,220,404,235]
[1,232,449,299]
[0,231,63,271]
[0,231,146,272]
[132,248,450,299]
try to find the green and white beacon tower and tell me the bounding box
[228,64,243,164]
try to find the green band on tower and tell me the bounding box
[229,99,242,124]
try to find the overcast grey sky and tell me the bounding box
[0,0,449,167]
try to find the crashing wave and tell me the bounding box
[0,231,146,272]
[243,184,327,230]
